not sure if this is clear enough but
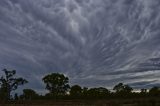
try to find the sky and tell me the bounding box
[0,0,160,93]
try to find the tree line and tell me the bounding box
[0,69,160,101]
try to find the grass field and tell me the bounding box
[0,98,160,106]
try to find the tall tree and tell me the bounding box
[113,83,133,93]
[0,69,28,100]
[42,73,70,96]
[21,89,39,100]
[113,83,124,93]
[70,85,82,98]
[149,86,160,96]
[87,87,110,98]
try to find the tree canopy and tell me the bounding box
[0,69,160,101]
[70,85,82,97]
[21,89,39,100]
[42,73,70,96]
[0,69,28,100]
[113,83,133,93]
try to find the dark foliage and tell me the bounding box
[0,69,28,100]
[42,73,70,97]
[70,85,82,98]
[20,89,39,100]
[0,70,160,102]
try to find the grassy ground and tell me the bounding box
[0,98,160,106]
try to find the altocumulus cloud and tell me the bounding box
[0,0,160,93]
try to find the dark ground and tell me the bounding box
[0,98,160,106]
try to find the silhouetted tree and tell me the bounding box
[0,86,7,100]
[141,89,147,93]
[70,85,82,98]
[140,88,148,97]
[42,73,70,97]
[21,89,39,100]
[82,87,88,97]
[87,87,110,99]
[124,85,133,93]
[0,69,28,100]
[113,83,133,97]
[113,83,124,93]
[149,86,160,96]
[14,93,19,100]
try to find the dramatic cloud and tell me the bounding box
[0,0,160,92]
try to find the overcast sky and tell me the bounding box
[0,0,160,93]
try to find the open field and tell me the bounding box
[0,98,160,106]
